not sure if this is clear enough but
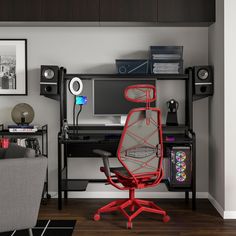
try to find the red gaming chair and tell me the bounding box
[93,84,170,229]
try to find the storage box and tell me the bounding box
[150,46,183,60]
[116,60,149,74]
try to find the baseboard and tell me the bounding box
[208,193,224,218]
[49,191,208,199]
[223,211,236,219]
[208,194,236,219]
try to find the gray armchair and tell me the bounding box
[0,143,47,235]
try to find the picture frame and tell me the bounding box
[0,39,27,95]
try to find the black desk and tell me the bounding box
[57,125,196,210]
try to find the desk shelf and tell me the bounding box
[0,124,47,136]
[65,73,189,81]
[164,179,192,192]
[61,180,88,191]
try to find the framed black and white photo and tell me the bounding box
[0,39,27,95]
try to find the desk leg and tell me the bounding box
[192,190,196,210]
[185,191,189,201]
[64,143,68,200]
[58,138,62,210]
[192,136,196,211]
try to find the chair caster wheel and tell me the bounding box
[127,222,133,229]
[94,213,101,221]
[163,215,170,223]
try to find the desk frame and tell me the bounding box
[57,69,196,210]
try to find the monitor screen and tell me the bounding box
[93,79,156,116]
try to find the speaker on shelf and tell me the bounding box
[40,65,59,95]
[193,66,213,96]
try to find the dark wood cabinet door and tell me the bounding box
[0,0,42,21]
[100,0,158,22]
[0,0,99,22]
[158,0,215,23]
[41,0,99,21]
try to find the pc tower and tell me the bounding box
[166,146,192,188]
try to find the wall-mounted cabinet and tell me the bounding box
[0,0,215,26]
[40,0,99,21]
[157,0,215,25]
[0,0,99,22]
[100,0,157,22]
[0,0,42,21]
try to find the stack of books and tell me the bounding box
[152,62,181,74]
[8,125,38,133]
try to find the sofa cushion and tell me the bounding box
[4,143,35,159]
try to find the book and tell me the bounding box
[8,125,34,129]
[9,128,38,133]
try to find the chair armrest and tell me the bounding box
[93,149,112,157]
[93,149,112,177]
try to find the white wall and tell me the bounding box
[0,27,209,195]
[224,0,236,213]
[208,0,225,209]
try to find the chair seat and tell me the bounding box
[101,166,160,183]
[110,167,131,178]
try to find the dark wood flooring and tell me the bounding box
[39,199,236,236]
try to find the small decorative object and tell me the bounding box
[0,39,27,95]
[11,103,34,125]
[166,99,179,126]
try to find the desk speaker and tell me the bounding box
[193,66,213,96]
[40,65,59,95]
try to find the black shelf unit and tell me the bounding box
[0,124,50,203]
[57,68,196,210]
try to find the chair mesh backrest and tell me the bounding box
[117,85,163,177]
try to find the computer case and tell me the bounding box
[166,146,192,188]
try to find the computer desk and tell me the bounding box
[56,68,200,210]
[57,124,196,210]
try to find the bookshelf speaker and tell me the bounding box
[40,65,59,95]
[193,66,213,96]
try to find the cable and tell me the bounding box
[76,104,83,134]
[73,95,76,134]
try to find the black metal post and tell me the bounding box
[192,131,196,210]
[64,143,68,199]
[58,133,62,210]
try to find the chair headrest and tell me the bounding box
[124,84,157,104]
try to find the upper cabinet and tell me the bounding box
[0,0,100,22]
[0,0,42,21]
[157,0,215,25]
[40,0,99,21]
[100,0,158,22]
[0,0,215,25]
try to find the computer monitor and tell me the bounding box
[93,79,156,116]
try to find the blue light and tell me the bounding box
[76,96,88,105]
